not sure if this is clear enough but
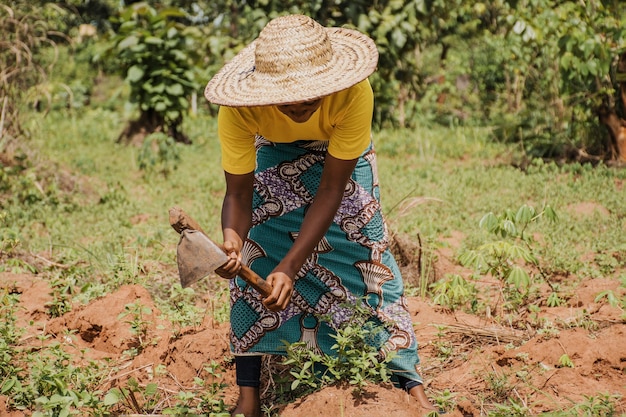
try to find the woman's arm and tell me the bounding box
[262,154,357,311]
[215,171,254,280]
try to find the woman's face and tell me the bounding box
[276,98,323,123]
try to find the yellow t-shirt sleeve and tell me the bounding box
[327,80,373,160]
[217,106,257,174]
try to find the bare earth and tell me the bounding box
[1,221,625,416]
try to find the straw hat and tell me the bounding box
[204,14,379,107]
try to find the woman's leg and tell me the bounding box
[232,355,262,417]
[397,375,437,411]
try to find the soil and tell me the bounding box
[1,226,625,417]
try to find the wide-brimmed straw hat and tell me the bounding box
[204,14,379,107]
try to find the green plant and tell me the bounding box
[158,283,204,338]
[594,290,622,309]
[489,398,530,417]
[546,289,565,308]
[194,361,229,414]
[573,392,621,416]
[106,2,202,144]
[459,204,558,312]
[105,378,160,415]
[118,301,153,354]
[485,370,513,402]
[430,273,478,311]
[137,132,181,177]
[282,299,395,395]
[46,275,76,318]
[0,290,23,399]
[431,324,454,362]
[433,388,456,413]
[5,339,108,417]
[557,354,574,368]
[105,363,231,416]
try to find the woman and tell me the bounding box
[204,14,436,417]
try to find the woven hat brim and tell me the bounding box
[204,27,379,107]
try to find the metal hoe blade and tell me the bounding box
[176,229,229,288]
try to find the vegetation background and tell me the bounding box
[1,1,625,416]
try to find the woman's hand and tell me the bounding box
[215,239,242,279]
[262,271,294,311]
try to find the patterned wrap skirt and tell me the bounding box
[230,136,423,384]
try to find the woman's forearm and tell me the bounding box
[275,155,357,277]
[222,172,254,247]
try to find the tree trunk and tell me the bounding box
[117,109,190,146]
[598,52,626,162]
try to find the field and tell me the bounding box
[1,98,625,416]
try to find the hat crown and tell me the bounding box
[204,14,379,107]
[254,15,332,77]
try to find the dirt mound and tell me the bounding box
[279,384,438,417]
[2,269,625,416]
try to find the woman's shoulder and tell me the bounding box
[330,79,372,101]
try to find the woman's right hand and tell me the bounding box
[215,239,242,279]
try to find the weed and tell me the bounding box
[557,354,574,368]
[594,290,622,309]
[104,364,231,416]
[430,273,478,311]
[46,275,76,318]
[459,204,558,313]
[158,283,205,338]
[137,132,181,178]
[281,300,395,396]
[489,398,530,417]
[118,301,154,354]
[546,290,565,307]
[431,325,454,362]
[433,388,456,412]
[485,370,513,401]
[573,392,621,416]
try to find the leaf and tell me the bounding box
[502,219,517,237]
[103,391,120,406]
[1,377,16,393]
[479,212,498,232]
[145,382,158,395]
[144,36,163,45]
[512,20,526,35]
[126,66,144,83]
[117,35,139,50]
[543,205,558,222]
[165,83,184,96]
[506,266,530,289]
[515,205,535,225]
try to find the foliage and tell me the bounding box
[485,0,626,159]
[137,132,182,177]
[0,296,108,417]
[459,204,558,312]
[0,2,68,147]
[157,284,206,338]
[118,301,154,355]
[104,363,231,416]
[282,299,394,395]
[104,2,202,143]
[430,273,478,311]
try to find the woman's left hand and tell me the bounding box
[262,271,294,311]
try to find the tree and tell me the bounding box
[0,2,68,151]
[106,2,202,145]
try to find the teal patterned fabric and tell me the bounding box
[230,137,423,384]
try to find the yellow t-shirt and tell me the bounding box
[217,79,373,174]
